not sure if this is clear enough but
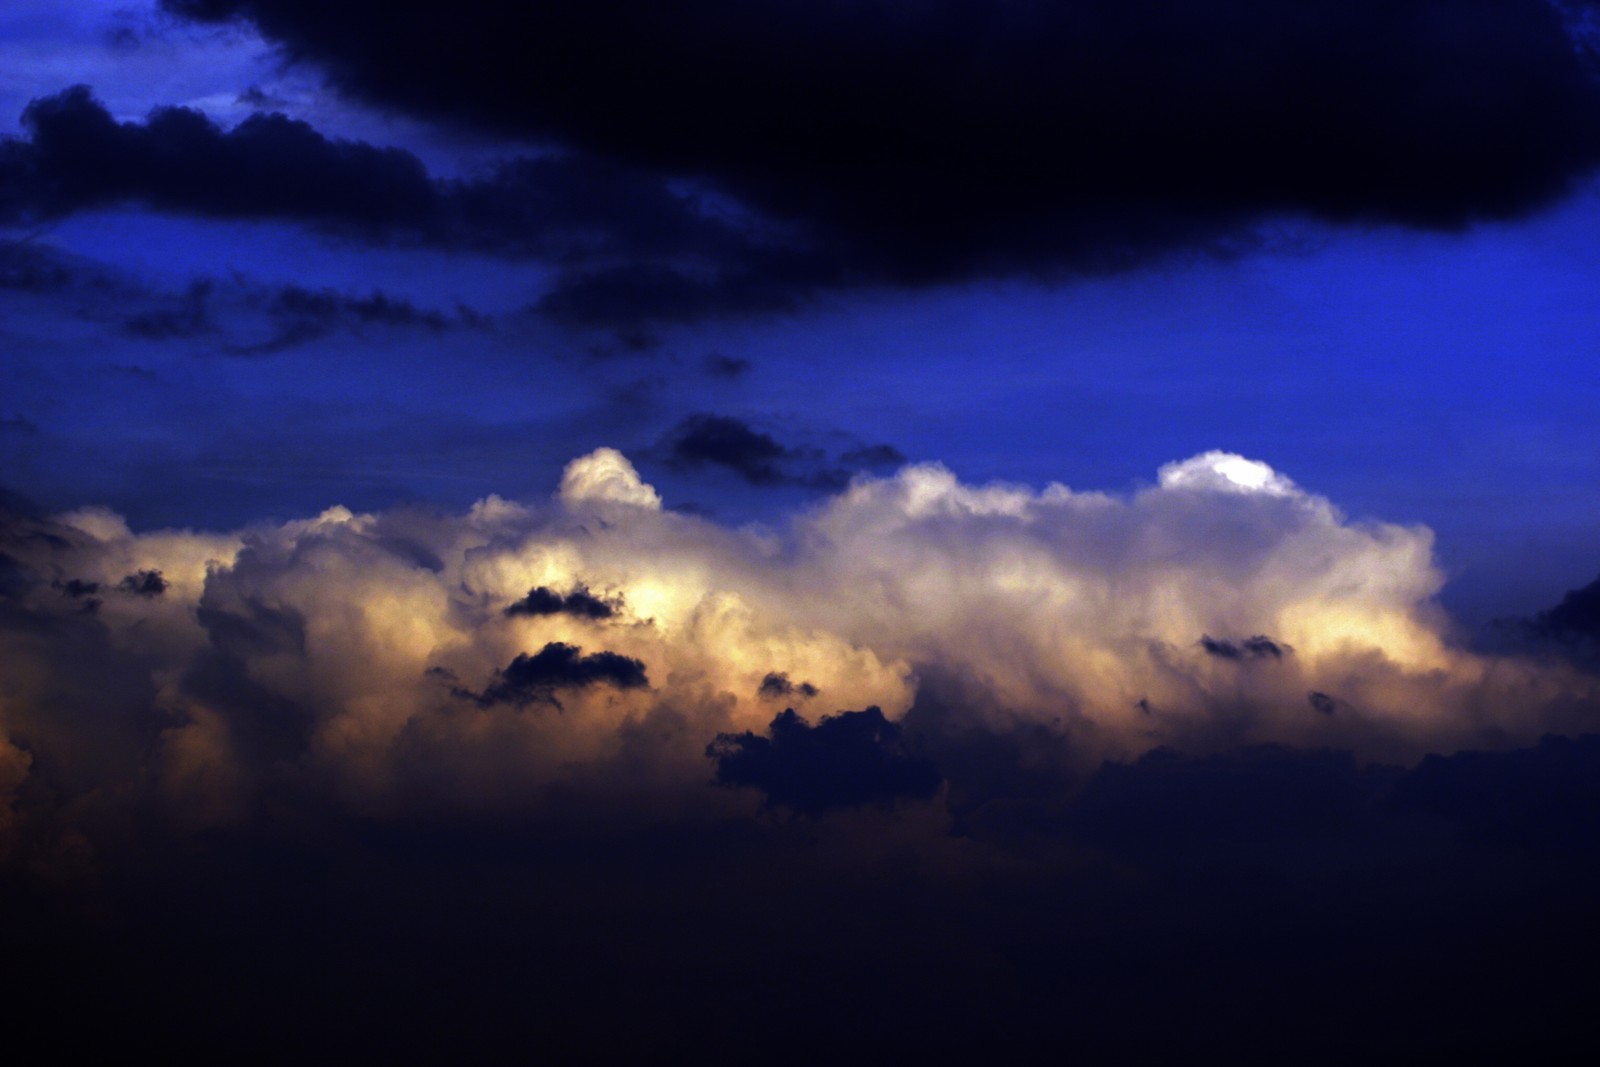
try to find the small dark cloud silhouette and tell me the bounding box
[663,414,795,486]
[1200,634,1289,660]
[707,706,941,816]
[236,85,288,108]
[1309,691,1339,716]
[118,569,168,597]
[462,642,648,709]
[504,585,617,620]
[56,578,101,598]
[839,443,906,468]
[659,413,877,490]
[757,671,818,700]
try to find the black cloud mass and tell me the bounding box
[164,1,1600,266]
[4,1,1599,322]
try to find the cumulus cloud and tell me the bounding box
[2,446,1600,847]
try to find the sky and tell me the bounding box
[6,2,1600,1060]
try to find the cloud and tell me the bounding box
[226,283,475,354]
[117,568,167,597]
[504,585,617,620]
[1,85,437,232]
[1527,572,1600,646]
[660,413,899,489]
[663,413,796,486]
[708,706,941,816]
[460,642,649,709]
[0,88,787,324]
[757,671,817,700]
[4,449,1600,1056]
[0,442,1595,842]
[165,0,1600,288]
[1200,634,1290,661]
[24,0,1600,327]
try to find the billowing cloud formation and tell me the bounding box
[6,447,1600,1058]
[3,444,1598,849]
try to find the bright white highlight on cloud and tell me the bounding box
[1158,450,1298,496]
[2,448,1595,834]
[558,446,663,512]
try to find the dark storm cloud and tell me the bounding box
[0,85,436,231]
[462,642,649,708]
[707,706,942,816]
[0,89,769,290]
[532,255,830,327]
[166,0,1600,282]
[504,585,617,620]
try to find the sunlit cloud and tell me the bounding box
[4,447,1595,846]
